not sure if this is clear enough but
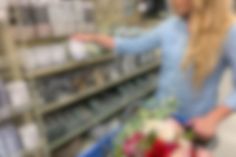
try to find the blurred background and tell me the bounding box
[0,0,235,157]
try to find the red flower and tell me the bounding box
[145,139,178,157]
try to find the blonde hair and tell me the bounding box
[183,0,235,87]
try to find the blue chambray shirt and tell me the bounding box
[115,16,236,119]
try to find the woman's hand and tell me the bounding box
[191,115,218,140]
[191,105,232,140]
[72,34,95,42]
[71,33,115,49]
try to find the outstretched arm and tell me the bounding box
[72,25,163,55]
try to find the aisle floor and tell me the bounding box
[214,69,236,157]
[214,115,236,157]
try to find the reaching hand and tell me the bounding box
[71,33,115,50]
[72,34,95,42]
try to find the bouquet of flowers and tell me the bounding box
[112,99,212,157]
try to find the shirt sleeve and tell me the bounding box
[114,25,163,55]
[223,25,236,111]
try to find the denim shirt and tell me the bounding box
[115,16,236,119]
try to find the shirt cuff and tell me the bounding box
[224,92,236,111]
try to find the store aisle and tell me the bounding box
[214,69,236,157]
[214,115,236,157]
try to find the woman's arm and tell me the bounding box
[72,25,163,55]
[191,26,236,139]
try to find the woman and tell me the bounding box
[73,0,236,140]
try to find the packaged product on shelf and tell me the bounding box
[37,76,75,103]
[54,137,84,157]
[61,109,79,129]
[9,1,36,41]
[6,80,30,111]
[120,55,138,74]
[106,64,122,81]
[33,46,53,68]
[31,0,51,39]
[46,118,64,142]
[90,118,121,140]
[50,43,68,65]
[80,106,93,121]
[72,70,96,90]
[0,80,11,119]
[86,43,103,57]
[47,1,77,37]
[88,98,102,114]
[0,130,8,157]
[92,69,105,87]
[71,0,87,32]
[46,113,68,142]
[21,49,37,72]
[77,0,96,32]
[68,40,88,61]
[1,123,23,157]
[19,122,40,151]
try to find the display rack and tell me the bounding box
[39,61,160,115]
[0,1,161,157]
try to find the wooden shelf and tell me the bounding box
[27,54,115,79]
[0,107,32,125]
[39,60,160,115]
[49,84,155,151]
[16,36,68,47]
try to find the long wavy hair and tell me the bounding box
[182,0,235,87]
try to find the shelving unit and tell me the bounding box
[49,84,156,151]
[39,60,160,115]
[0,1,161,157]
[26,54,115,79]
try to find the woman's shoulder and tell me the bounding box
[152,16,183,32]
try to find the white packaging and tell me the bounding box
[68,40,88,61]
[34,46,53,68]
[21,49,37,72]
[2,124,22,157]
[7,81,30,111]
[19,123,40,151]
[0,127,8,157]
[48,0,78,37]
[51,44,68,65]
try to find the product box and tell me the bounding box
[0,128,8,157]
[31,0,52,39]
[0,80,11,120]
[33,45,53,69]
[48,1,77,37]
[21,48,37,72]
[1,124,22,157]
[50,43,68,65]
[19,123,40,151]
[6,81,30,111]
